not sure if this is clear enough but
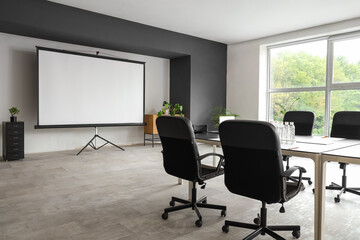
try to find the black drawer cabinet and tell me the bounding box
[2,122,24,161]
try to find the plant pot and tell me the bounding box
[10,116,17,122]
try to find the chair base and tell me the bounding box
[222,202,300,240]
[326,182,360,203]
[325,162,360,203]
[161,182,226,227]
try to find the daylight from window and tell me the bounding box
[268,34,360,135]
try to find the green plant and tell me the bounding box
[9,107,20,116]
[211,106,239,127]
[157,101,184,116]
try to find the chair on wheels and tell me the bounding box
[156,116,227,227]
[283,111,316,185]
[219,120,305,240]
[326,111,360,203]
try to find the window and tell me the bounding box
[268,32,360,136]
[333,38,360,83]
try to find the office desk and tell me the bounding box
[195,133,360,240]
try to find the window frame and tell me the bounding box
[267,31,360,136]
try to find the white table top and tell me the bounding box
[197,134,360,155]
[321,144,360,165]
[282,137,360,154]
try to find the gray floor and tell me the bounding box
[1,143,360,240]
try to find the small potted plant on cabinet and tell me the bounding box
[9,107,20,122]
[157,101,184,117]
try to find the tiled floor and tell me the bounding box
[1,143,360,240]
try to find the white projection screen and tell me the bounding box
[36,47,145,128]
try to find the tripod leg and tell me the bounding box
[77,135,97,155]
[97,135,125,151]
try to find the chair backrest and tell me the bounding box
[219,120,284,204]
[331,111,360,139]
[156,116,200,181]
[283,111,315,136]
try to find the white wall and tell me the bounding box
[227,18,360,121]
[0,33,169,155]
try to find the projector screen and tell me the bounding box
[36,47,145,128]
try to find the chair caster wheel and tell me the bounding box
[308,180,313,185]
[202,199,207,204]
[221,210,226,217]
[169,200,175,207]
[292,230,301,238]
[334,197,340,203]
[222,225,229,233]
[161,212,168,220]
[253,217,260,225]
[279,205,285,213]
[312,188,315,194]
[195,219,202,227]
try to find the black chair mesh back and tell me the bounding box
[331,111,360,139]
[156,116,200,181]
[283,111,315,136]
[219,120,284,204]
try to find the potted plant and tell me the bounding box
[9,107,20,122]
[157,101,184,117]
[211,106,239,127]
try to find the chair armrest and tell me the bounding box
[283,166,306,177]
[197,153,225,175]
[283,166,306,196]
[197,152,224,161]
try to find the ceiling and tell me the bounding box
[49,0,360,44]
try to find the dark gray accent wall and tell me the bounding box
[170,56,191,118]
[0,0,226,127]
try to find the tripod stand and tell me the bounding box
[76,127,125,155]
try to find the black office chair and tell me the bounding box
[326,111,360,203]
[156,116,226,227]
[283,111,316,185]
[219,120,305,239]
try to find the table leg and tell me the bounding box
[313,155,326,240]
[213,145,217,166]
[188,181,194,201]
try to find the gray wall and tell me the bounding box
[0,0,227,127]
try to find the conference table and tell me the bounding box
[195,133,360,240]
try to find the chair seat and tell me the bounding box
[286,182,305,200]
[201,164,224,180]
